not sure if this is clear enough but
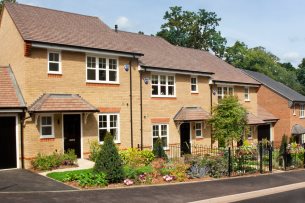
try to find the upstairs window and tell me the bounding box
[86,56,118,83]
[191,76,198,93]
[40,115,54,138]
[48,51,61,74]
[244,87,250,101]
[217,86,234,101]
[300,104,305,118]
[151,74,175,97]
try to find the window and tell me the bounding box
[293,103,296,116]
[300,104,305,118]
[40,115,54,138]
[152,124,169,149]
[151,74,175,97]
[244,87,250,101]
[191,76,198,93]
[217,86,234,101]
[98,114,120,143]
[86,56,118,83]
[48,51,61,74]
[195,122,202,138]
[247,126,253,139]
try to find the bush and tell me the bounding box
[201,156,227,178]
[32,150,77,171]
[94,132,124,183]
[119,148,155,167]
[89,140,100,162]
[152,137,168,159]
[163,161,189,182]
[123,165,153,179]
[63,171,108,187]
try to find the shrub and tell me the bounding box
[119,148,155,167]
[151,158,166,177]
[124,165,153,179]
[152,137,168,159]
[165,161,189,182]
[89,140,100,162]
[94,132,124,183]
[63,171,108,187]
[201,156,227,178]
[62,149,77,165]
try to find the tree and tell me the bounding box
[296,58,305,87]
[94,132,124,183]
[0,0,16,13]
[152,137,168,159]
[208,96,248,147]
[157,6,227,57]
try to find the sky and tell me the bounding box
[18,0,305,66]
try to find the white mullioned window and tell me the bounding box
[247,126,253,139]
[48,51,61,74]
[151,74,175,97]
[191,76,198,93]
[40,115,54,138]
[300,104,305,118]
[244,87,250,101]
[98,113,120,143]
[152,124,169,149]
[217,86,234,101]
[195,122,203,138]
[86,56,119,83]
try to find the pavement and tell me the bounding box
[0,169,305,202]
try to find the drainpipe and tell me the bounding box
[20,110,25,169]
[129,58,134,148]
[210,84,213,148]
[140,70,143,150]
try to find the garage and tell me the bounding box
[0,116,17,169]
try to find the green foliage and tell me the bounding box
[208,96,247,146]
[162,161,190,181]
[152,137,168,159]
[296,58,305,88]
[0,0,16,13]
[47,169,92,181]
[225,41,305,95]
[63,171,108,187]
[279,134,288,156]
[201,156,227,178]
[119,148,155,167]
[32,150,77,171]
[157,6,227,57]
[123,165,153,179]
[89,140,100,162]
[94,132,124,183]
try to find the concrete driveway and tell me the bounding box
[0,169,74,192]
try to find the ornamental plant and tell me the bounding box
[152,137,168,159]
[94,132,124,183]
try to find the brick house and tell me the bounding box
[0,3,277,169]
[243,70,305,146]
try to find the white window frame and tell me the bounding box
[217,86,234,101]
[300,104,305,118]
[152,124,169,150]
[151,73,176,97]
[247,126,253,140]
[40,114,54,138]
[191,76,198,93]
[48,51,62,74]
[195,122,203,138]
[244,87,250,101]
[86,55,119,84]
[293,103,296,116]
[98,113,120,143]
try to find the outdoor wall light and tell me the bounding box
[124,64,130,72]
[143,77,149,84]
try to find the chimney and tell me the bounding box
[115,24,118,32]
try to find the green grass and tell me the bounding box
[47,169,93,182]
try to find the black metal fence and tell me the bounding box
[168,144,273,177]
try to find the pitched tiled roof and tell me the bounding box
[173,107,210,121]
[242,70,305,102]
[5,3,142,55]
[247,112,265,125]
[257,105,278,122]
[117,31,260,84]
[291,124,305,135]
[0,66,26,109]
[28,94,99,113]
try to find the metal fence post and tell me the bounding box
[259,143,263,174]
[303,145,305,168]
[284,144,287,171]
[269,145,272,172]
[228,147,231,177]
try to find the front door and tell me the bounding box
[64,114,81,158]
[180,123,191,155]
[0,117,17,169]
[258,124,270,142]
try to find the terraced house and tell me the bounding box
[0,3,277,169]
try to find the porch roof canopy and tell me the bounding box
[291,124,305,135]
[28,94,99,113]
[0,66,26,110]
[257,105,278,123]
[173,107,210,122]
[247,112,266,125]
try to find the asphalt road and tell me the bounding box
[236,188,305,203]
[1,170,305,203]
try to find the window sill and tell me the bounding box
[40,135,55,139]
[195,137,204,140]
[48,71,62,75]
[244,99,251,102]
[300,117,305,119]
[151,97,177,100]
[86,80,119,85]
[86,83,120,87]
[48,74,62,78]
[191,92,199,94]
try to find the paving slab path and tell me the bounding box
[1,169,305,202]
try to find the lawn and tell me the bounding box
[47,169,93,182]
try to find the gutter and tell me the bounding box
[30,42,144,58]
[139,66,214,77]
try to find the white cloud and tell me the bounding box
[115,16,132,30]
[282,52,301,64]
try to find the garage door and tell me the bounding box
[0,117,17,169]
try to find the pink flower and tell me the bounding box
[163,175,173,182]
[124,179,134,186]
